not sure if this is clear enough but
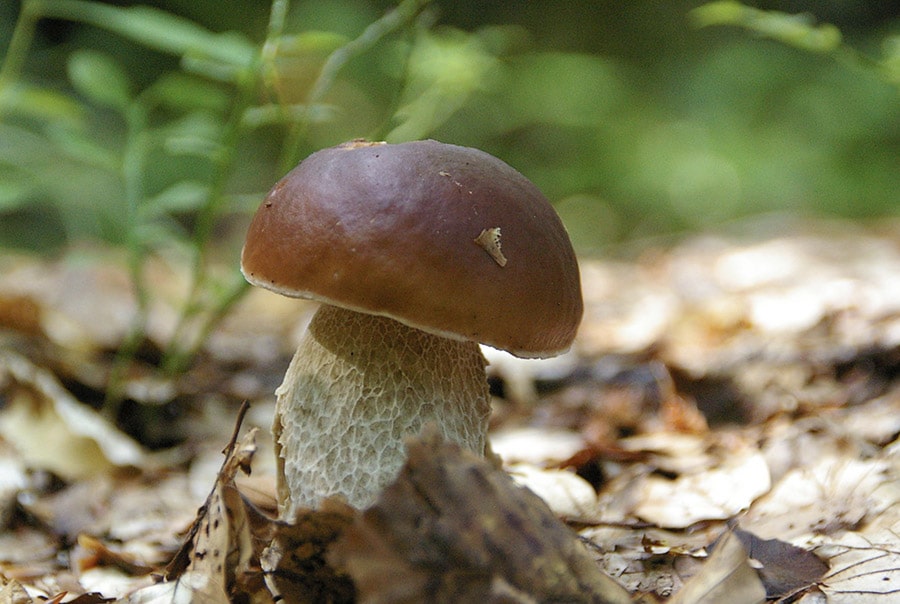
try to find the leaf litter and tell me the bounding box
[0,218,899,601]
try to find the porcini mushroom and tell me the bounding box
[241,139,582,517]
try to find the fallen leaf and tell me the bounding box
[0,576,33,604]
[817,528,900,601]
[163,412,263,603]
[490,427,586,466]
[733,528,828,598]
[0,446,28,527]
[635,450,770,528]
[0,350,145,479]
[669,531,766,604]
[481,347,579,406]
[743,456,896,541]
[330,428,632,603]
[61,593,115,603]
[260,498,356,603]
[506,463,599,522]
[71,534,153,576]
[123,571,228,604]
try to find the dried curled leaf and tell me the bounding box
[0,576,33,604]
[669,531,766,604]
[164,421,261,600]
[474,227,507,267]
[329,428,631,603]
[261,498,357,604]
[0,350,146,480]
[733,528,828,598]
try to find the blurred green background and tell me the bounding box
[1,0,897,257]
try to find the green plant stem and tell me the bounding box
[159,0,289,376]
[280,0,432,171]
[103,101,151,413]
[158,73,257,375]
[0,1,41,112]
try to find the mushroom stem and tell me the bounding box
[274,304,491,517]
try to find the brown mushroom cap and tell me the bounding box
[241,139,582,358]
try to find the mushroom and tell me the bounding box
[241,139,582,518]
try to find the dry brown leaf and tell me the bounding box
[0,294,42,336]
[618,432,713,474]
[669,531,766,604]
[260,498,356,603]
[71,534,154,576]
[161,414,263,603]
[330,428,632,603]
[61,593,115,603]
[0,350,146,479]
[732,528,828,598]
[187,433,256,580]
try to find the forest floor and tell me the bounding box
[0,216,898,603]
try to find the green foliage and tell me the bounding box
[0,0,897,400]
[67,50,131,110]
[692,1,900,87]
[691,2,842,53]
[0,0,433,405]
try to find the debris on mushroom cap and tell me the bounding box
[241,139,583,358]
[474,227,507,267]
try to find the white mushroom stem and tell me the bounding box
[273,303,491,517]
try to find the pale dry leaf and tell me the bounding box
[506,463,598,522]
[669,531,766,604]
[123,571,228,604]
[0,527,58,573]
[206,286,315,365]
[577,259,680,355]
[481,346,579,406]
[20,471,200,565]
[185,487,230,585]
[0,350,145,479]
[814,527,900,602]
[490,427,585,466]
[840,391,900,447]
[0,255,134,351]
[580,521,721,597]
[162,424,261,604]
[618,432,712,475]
[635,451,770,528]
[579,226,900,380]
[0,449,27,527]
[0,250,201,357]
[0,576,33,604]
[186,429,259,587]
[599,546,688,597]
[75,565,155,602]
[743,457,897,541]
